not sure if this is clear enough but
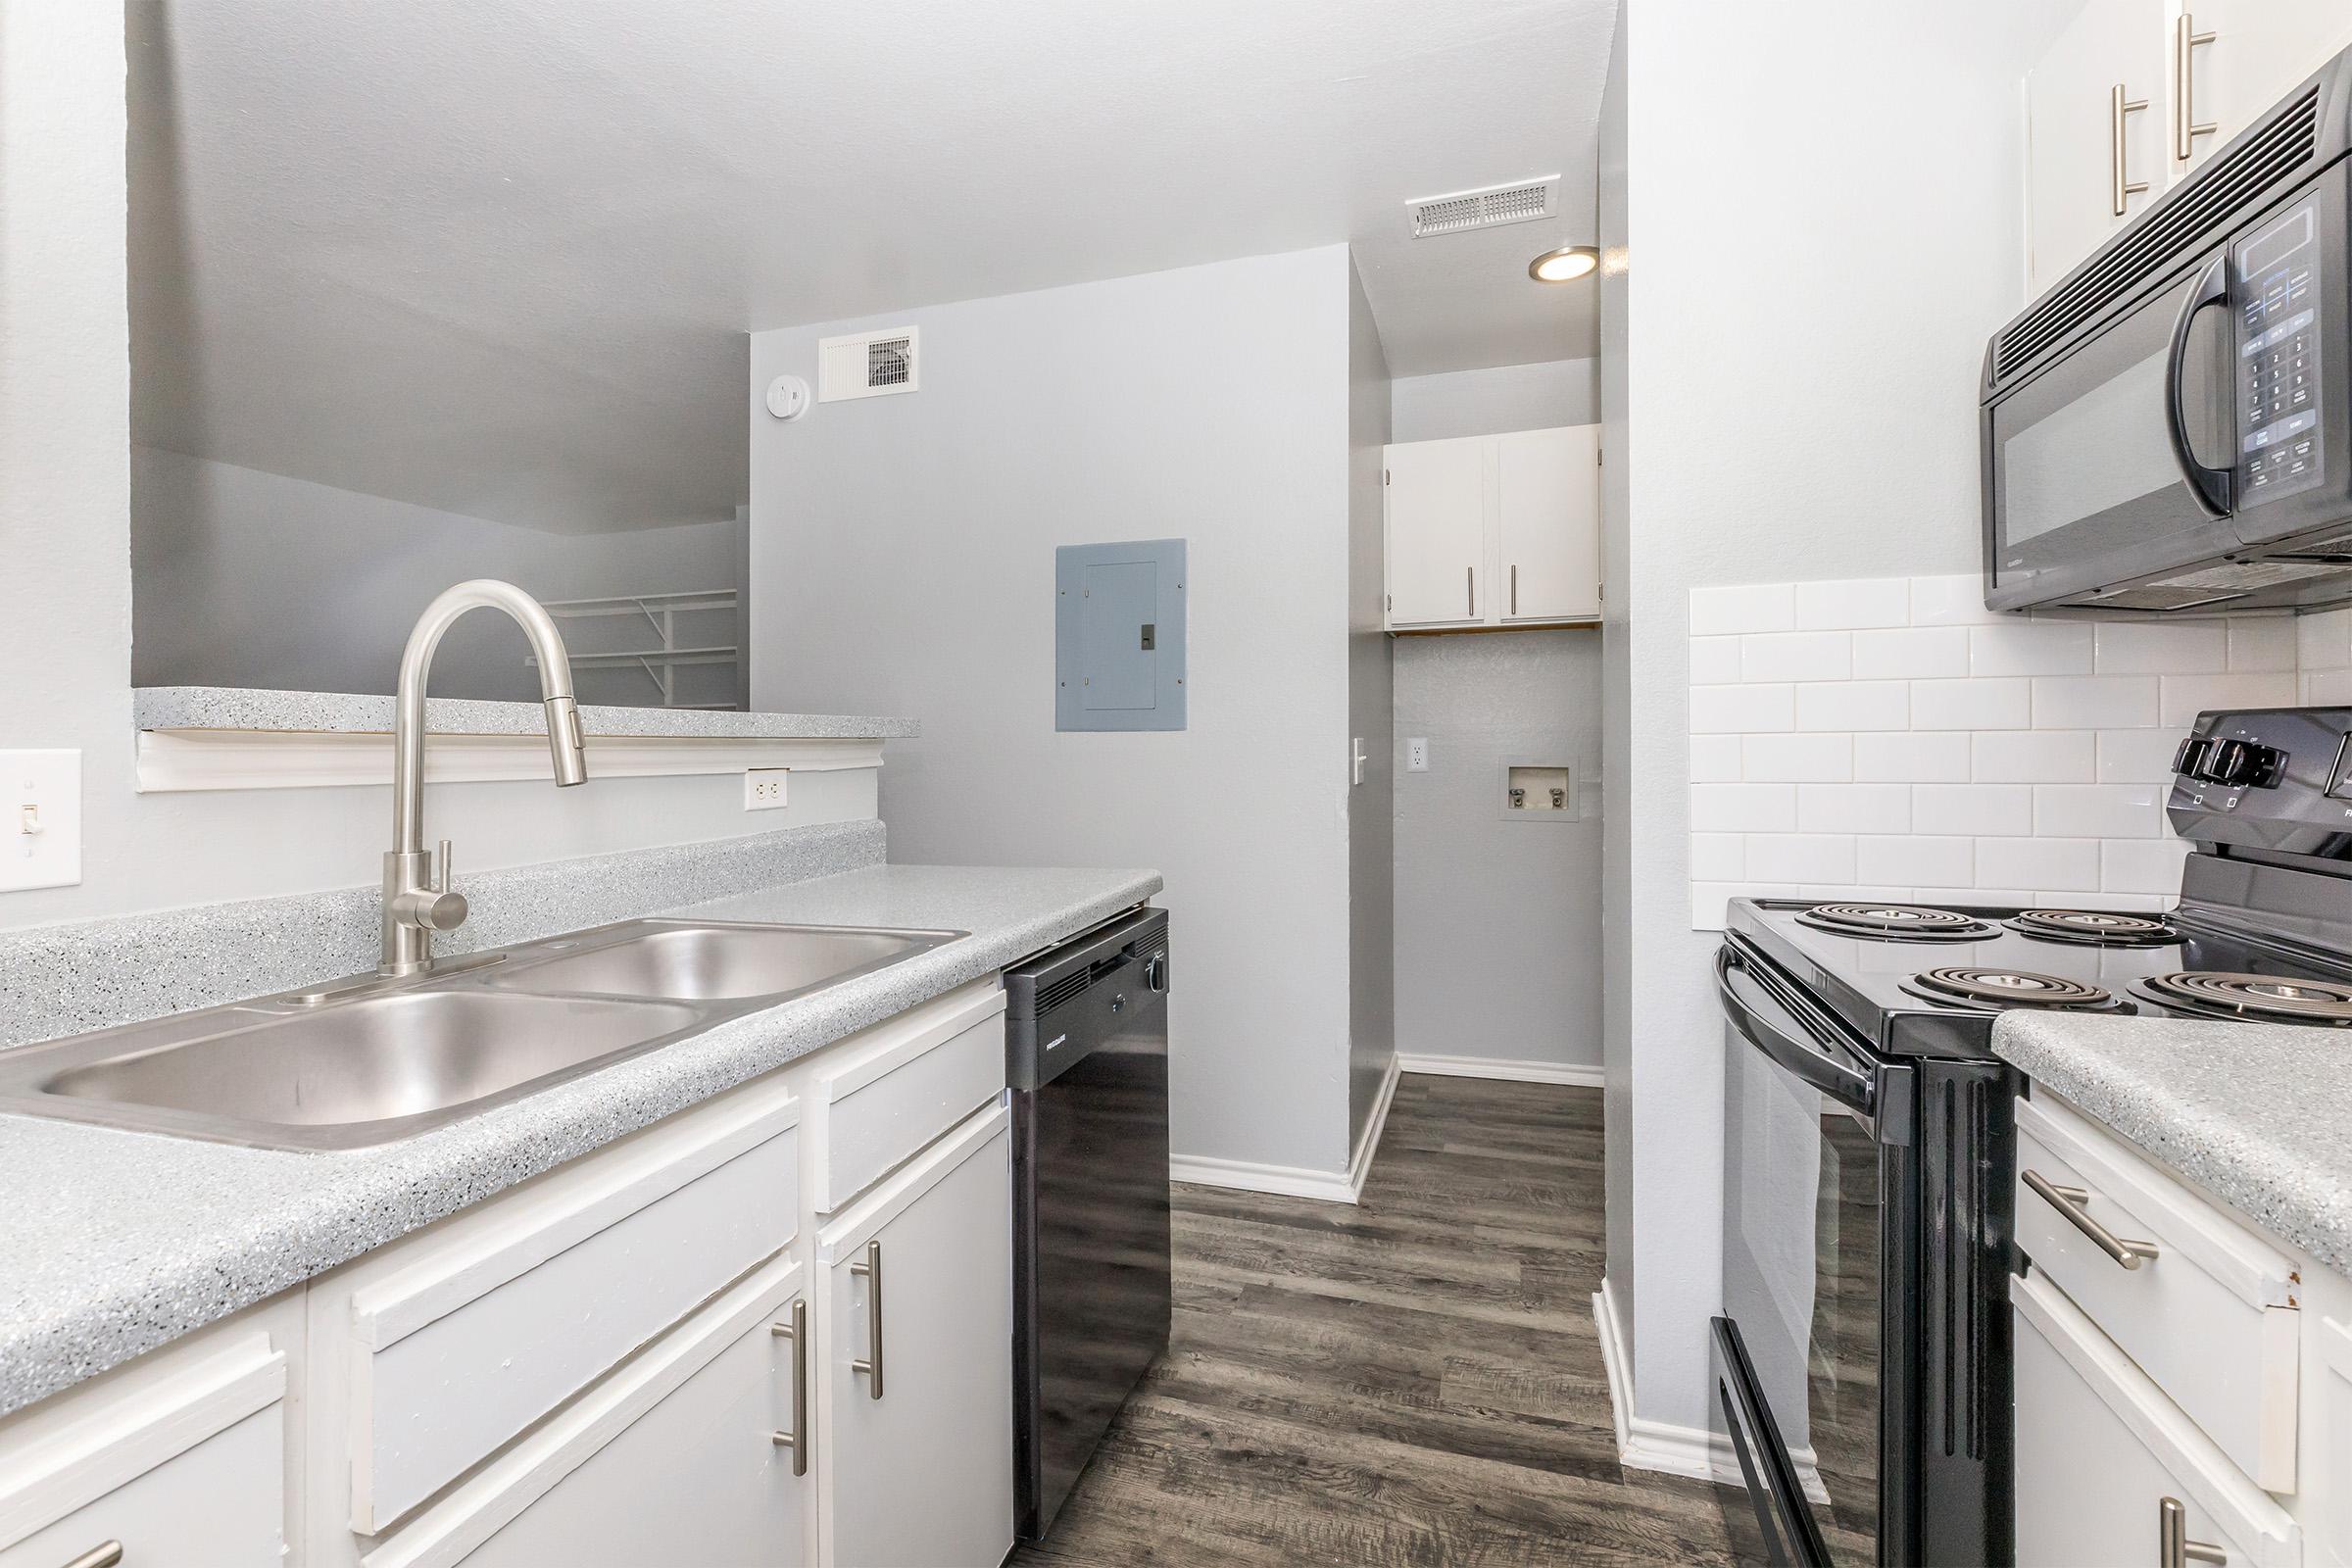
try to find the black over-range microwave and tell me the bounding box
[1983,43,2352,612]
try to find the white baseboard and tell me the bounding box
[1592,1277,1738,1485]
[1396,1053,1603,1088]
[1169,1053,1401,1206]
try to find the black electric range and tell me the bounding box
[1711,705,2352,1568]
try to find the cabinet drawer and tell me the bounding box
[2015,1270,2298,1568]
[808,981,1004,1213]
[364,1254,808,1568]
[0,1333,286,1568]
[2017,1095,2300,1491]
[344,1081,800,1531]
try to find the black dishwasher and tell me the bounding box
[1006,905,1171,1542]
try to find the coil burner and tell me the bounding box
[2132,971,2352,1026]
[1898,966,2120,1012]
[2003,909,2180,948]
[1796,904,1996,943]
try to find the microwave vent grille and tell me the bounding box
[1995,85,2322,380]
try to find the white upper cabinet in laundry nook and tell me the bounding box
[2024,0,2352,297]
[1383,424,1601,632]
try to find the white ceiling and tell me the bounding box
[128,0,1616,533]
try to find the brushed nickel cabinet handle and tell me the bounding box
[2173,15,2218,162]
[850,1240,884,1399]
[2024,1169,2161,1270]
[2159,1495,2229,1565]
[2111,84,2151,217]
[1466,565,1475,617]
[768,1297,808,1476]
[60,1545,123,1568]
[1510,564,1519,615]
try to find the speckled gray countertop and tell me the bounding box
[0,861,1157,1417]
[134,685,917,740]
[1995,1011,2352,1274]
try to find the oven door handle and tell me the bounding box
[2164,251,2234,517]
[1716,946,1876,1114]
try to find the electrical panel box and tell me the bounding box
[1055,539,1187,732]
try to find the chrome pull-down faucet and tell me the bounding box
[381,580,589,976]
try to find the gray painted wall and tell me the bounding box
[1346,257,1396,1157]
[1390,358,1600,444]
[747,246,1364,1178]
[132,449,747,706]
[1394,631,1602,1069]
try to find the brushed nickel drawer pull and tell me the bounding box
[2159,1495,2228,1565]
[769,1297,808,1476]
[60,1545,123,1568]
[850,1239,884,1399]
[2025,1168,2160,1270]
[2111,84,2151,216]
[2173,15,2218,162]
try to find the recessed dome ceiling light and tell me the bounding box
[1528,245,1599,283]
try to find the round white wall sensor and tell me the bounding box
[764,374,811,420]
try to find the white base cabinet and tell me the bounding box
[1383,425,1601,632]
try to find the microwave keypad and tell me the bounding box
[2238,204,2325,505]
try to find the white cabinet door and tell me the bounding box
[2028,0,2170,296]
[817,1103,1012,1568]
[1496,425,1600,623]
[1384,436,1487,628]
[2174,0,2352,176]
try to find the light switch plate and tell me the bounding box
[743,768,789,810]
[0,750,81,891]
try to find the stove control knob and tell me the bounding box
[2173,738,2210,778]
[2196,739,2283,788]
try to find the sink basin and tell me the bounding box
[17,991,704,1151]
[485,920,960,1004]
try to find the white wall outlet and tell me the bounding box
[0,749,81,892]
[1406,737,1430,772]
[743,768,789,810]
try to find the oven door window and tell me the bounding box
[1987,259,2235,605]
[1718,1020,1881,1567]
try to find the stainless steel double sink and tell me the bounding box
[0,919,964,1152]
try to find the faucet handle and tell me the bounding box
[435,839,454,893]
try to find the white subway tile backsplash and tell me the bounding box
[1794,577,1909,631]
[1795,680,1909,731]
[2102,837,2191,895]
[1853,626,1971,679]
[2034,784,2166,838]
[1690,583,1796,636]
[2032,675,2160,729]
[1690,833,1745,881]
[1690,783,1798,833]
[1912,678,2033,730]
[2158,671,2297,727]
[1692,682,1791,733]
[1745,834,1857,883]
[2091,619,2229,675]
[1976,836,2099,892]
[1690,735,1743,782]
[1681,572,2348,929]
[1689,636,1742,685]
[1856,835,1974,888]
[1971,730,2095,783]
[1854,732,1972,783]
[1740,631,1852,683]
[2228,617,2298,672]
[1970,621,2093,677]
[1797,783,1912,835]
[1913,783,2034,836]
[1742,733,1853,782]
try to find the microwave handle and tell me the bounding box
[2165,252,2234,516]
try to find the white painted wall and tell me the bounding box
[1346,259,1397,1156]
[747,247,1363,1178]
[1390,359,1600,444]
[1394,632,1603,1072]
[0,7,834,934]
[133,450,748,706]
[1606,0,2074,1446]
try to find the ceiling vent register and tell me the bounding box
[1992,85,2322,383]
[817,326,920,402]
[1409,177,1557,238]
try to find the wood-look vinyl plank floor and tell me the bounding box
[1009,1074,1733,1567]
